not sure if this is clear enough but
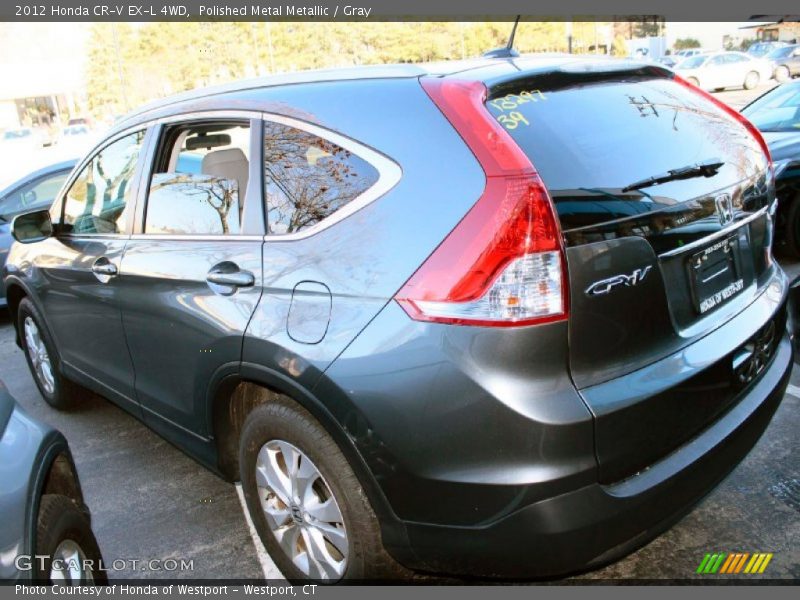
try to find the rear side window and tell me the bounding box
[263,121,379,235]
[63,130,144,234]
[145,122,250,235]
[485,75,764,230]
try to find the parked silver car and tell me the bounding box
[0,379,105,583]
[675,51,773,90]
[766,44,800,82]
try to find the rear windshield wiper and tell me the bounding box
[621,159,724,193]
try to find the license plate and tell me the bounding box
[689,236,744,314]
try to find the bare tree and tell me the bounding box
[262,121,377,234]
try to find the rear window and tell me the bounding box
[485,74,765,230]
[263,121,379,235]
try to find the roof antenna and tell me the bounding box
[483,16,521,59]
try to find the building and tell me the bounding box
[740,20,800,43]
[0,23,89,131]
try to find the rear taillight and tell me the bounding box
[394,78,567,327]
[673,74,773,165]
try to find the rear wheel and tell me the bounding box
[686,76,700,87]
[744,71,760,90]
[775,65,791,82]
[34,494,107,584]
[239,399,408,583]
[17,298,80,410]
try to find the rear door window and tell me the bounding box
[262,120,379,235]
[145,122,250,235]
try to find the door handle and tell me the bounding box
[206,269,255,288]
[91,259,118,277]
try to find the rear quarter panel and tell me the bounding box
[239,78,487,388]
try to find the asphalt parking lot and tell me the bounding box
[713,81,779,109]
[1,81,798,583]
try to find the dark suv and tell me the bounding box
[3,57,792,582]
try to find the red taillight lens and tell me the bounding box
[673,74,773,165]
[394,78,567,327]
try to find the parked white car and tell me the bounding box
[675,51,773,91]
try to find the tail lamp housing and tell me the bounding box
[394,78,568,327]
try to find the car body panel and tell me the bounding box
[316,301,596,525]
[398,332,792,576]
[32,237,138,409]
[113,118,266,437]
[0,380,84,582]
[119,238,264,435]
[742,80,800,252]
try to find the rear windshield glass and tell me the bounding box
[486,75,764,230]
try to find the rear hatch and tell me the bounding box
[482,61,775,481]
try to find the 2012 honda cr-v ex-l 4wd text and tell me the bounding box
[2,56,793,582]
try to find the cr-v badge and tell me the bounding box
[586,266,652,296]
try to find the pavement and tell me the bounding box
[713,81,779,109]
[0,81,797,583]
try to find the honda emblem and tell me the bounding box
[715,193,734,226]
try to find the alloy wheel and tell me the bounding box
[255,440,348,580]
[24,317,55,395]
[49,539,93,584]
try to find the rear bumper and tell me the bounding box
[399,331,792,578]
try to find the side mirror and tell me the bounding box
[12,209,53,243]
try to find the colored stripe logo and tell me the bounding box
[696,552,773,574]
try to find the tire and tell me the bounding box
[17,297,81,410]
[239,399,409,583]
[33,494,107,584]
[687,76,700,87]
[782,194,800,259]
[775,65,791,83]
[744,71,760,90]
